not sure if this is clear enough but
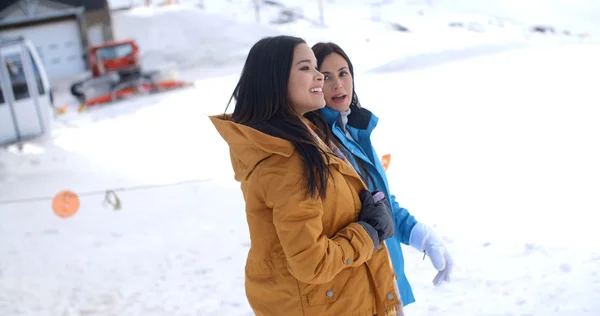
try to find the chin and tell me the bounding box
[300,104,326,115]
[327,103,350,112]
[309,105,326,113]
[312,102,326,110]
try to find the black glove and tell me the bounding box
[357,190,395,248]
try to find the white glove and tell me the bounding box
[409,222,453,286]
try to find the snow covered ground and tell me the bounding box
[2,1,600,316]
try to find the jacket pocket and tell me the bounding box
[306,267,353,306]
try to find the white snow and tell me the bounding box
[2,1,600,315]
[111,4,281,71]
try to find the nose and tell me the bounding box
[315,70,324,81]
[333,80,342,90]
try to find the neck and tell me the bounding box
[337,107,353,139]
[339,107,351,129]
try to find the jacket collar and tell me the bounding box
[319,103,378,132]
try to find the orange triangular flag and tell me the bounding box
[381,153,391,171]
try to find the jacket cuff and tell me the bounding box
[358,221,380,250]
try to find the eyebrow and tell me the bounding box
[295,59,315,65]
[321,66,348,74]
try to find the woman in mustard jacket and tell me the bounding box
[210,35,404,315]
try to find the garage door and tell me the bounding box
[0,19,85,80]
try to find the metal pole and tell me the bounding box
[0,52,22,145]
[19,42,45,137]
[254,0,261,23]
[317,0,324,25]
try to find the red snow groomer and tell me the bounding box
[70,39,192,109]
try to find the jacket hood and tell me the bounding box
[209,114,295,182]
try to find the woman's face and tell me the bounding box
[319,52,353,112]
[288,43,326,115]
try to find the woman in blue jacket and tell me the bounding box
[307,42,454,306]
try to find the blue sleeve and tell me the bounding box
[390,194,417,245]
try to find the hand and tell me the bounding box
[409,222,453,286]
[358,190,395,245]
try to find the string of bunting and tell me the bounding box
[1,154,391,218]
[0,178,212,218]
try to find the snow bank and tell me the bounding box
[107,0,588,77]
[111,4,281,71]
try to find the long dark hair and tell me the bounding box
[225,35,332,199]
[308,42,375,187]
[311,42,361,110]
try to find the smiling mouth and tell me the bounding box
[332,94,347,102]
[311,88,323,93]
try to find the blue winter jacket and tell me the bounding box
[320,105,418,306]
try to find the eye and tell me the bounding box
[324,74,330,80]
[300,66,309,70]
[340,71,348,76]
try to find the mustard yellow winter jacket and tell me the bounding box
[210,114,402,316]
